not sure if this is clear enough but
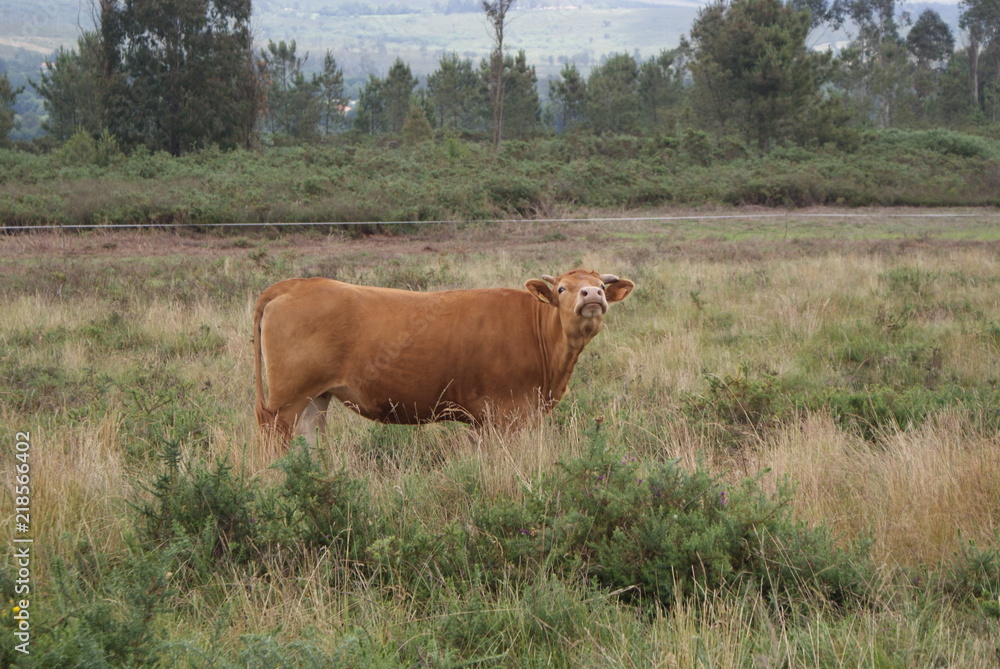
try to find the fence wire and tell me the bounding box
[0,211,990,233]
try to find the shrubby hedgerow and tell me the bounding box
[3,128,1000,228]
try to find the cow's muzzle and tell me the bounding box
[577,300,608,317]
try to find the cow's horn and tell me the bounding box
[600,274,620,284]
[542,275,557,285]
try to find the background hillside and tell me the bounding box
[0,0,971,140]
[0,0,962,83]
[252,0,703,84]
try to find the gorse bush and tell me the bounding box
[135,442,259,572]
[134,440,378,585]
[473,427,874,608]
[22,548,174,668]
[260,440,376,560]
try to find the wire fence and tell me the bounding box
[0,211,991,233]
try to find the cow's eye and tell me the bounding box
[558,287,565,294]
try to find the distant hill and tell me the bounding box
[252,0,703,86]
[0,0,968,91]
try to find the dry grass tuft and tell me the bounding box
[764,411,1000,566]
[31,414,130,563]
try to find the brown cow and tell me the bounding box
[253,268,634,445]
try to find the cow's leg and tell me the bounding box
[297,393,333,446]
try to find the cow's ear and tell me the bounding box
[604,278,634,303]
[525,279,556,305]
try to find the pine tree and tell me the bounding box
[427,53,487,132]
[684,0,832,150]
[906,9,955,70]
[402,101,433,145]
[354,75,386,135]
[500,50,540,140]
[261,40,319,139]
[586,53,640,134]
[384,59,419,134]
[550,62,587,132]
[314,51,347,136]
[638,50,683,131]
[0,72,23,146]
[30,32,104,141]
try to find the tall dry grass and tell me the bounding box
[765,412,1000,566]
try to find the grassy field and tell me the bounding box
[2,211,1000,666]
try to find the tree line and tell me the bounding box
[1,0,998,155]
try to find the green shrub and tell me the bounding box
[135,442,259,577]
[485,171,541,215]
[258,440,376,560]
[60,129,98,166]
[678,128,714,166]
[474,427,874,609]
[27,550,172,668]
[134,440,379,584]
[876,129,1000,160]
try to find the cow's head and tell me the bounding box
[525,269,634,341]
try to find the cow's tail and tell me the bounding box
[253,291,276,431]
